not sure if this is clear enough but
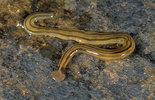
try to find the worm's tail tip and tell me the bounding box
[51,70,65,82]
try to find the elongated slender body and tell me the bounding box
[24,13,135,81]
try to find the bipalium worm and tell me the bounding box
[24,13,135,81]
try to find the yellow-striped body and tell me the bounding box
[24,13,135,81]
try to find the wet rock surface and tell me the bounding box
[0,0,154,99]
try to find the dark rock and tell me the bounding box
[0,28,4,38]
[5,26,17,34]
[148,52,155,63]
[0,13,7,24]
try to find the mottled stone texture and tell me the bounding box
[0,0,154,100]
